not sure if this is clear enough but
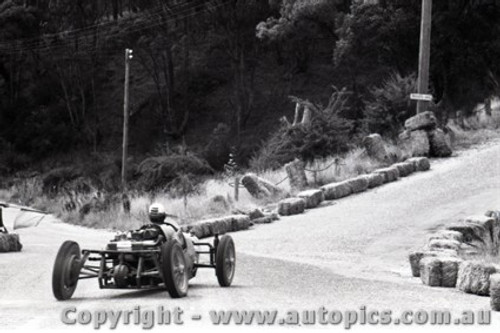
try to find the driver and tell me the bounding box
[148,203,167,224]
[148,202,180,230]
[148,203,198,272]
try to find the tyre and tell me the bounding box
[161,241,188,298]
[216,235,236,287]
[52,241,81,301]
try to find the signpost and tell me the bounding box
[410,93,433,102]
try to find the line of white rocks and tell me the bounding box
[278,157,430,216]
[183,157,431,238]
[409,211,500,311]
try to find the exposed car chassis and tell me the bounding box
[52,227,236,300]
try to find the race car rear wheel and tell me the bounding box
[52,241,81,301]
[161,241,188,298]
[216,235,235,287]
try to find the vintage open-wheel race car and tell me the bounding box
[51,204,236,300]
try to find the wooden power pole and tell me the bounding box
[416,0,432,114]
[121,48,133,190]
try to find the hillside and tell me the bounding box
[1,0,500,195]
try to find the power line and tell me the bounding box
[1,0,333,61]
[0,1,205,48]
[0,0,230,55]
[0,3,206,54]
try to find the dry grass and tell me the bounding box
[450,105,500,149]
[452,127,500,149]
[306,147,392,187]
[0,144,397,231]
[51,144,400,230]
[1,119,499,231]
[50,178,265,231]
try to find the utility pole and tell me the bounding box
[121,48,133,191]
[416,0,432,114]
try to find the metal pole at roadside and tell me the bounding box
[121,48,133,190]
[416,0,432,114]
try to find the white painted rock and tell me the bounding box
[393,162,415,177]
[297,189,325,209]
[407,157,431,171]
[457,261,498,296]
[429,129,453,157]
[0,233,22,252]
[321,182,352,200]
[405,111,437,131]
[278,198,306,216]
[344,176,369,193]
[365,173,385,188]
[373,166,399,183]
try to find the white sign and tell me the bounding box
[410,93,433,101]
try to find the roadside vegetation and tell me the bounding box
[1,1,500,230]
[0,143,405,230]
[1,109,499,231]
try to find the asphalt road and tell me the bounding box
[1,142,500,331]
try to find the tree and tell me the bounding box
[335,0,500,123]
[251,87,354,170]
[431,0,500,118]
[134,1,211,139]
[0,0,108,155]
[364,72,418,137]
[335,1,420,88]
[208,0,271,144]
[257,0,340,73]
[0,1,40,108]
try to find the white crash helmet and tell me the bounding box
[148,203,166,224]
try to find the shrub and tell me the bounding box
[202,123,232,171]
[364,72,418,137]
[82,154,123,192]
[8,176,44,206]
[136,154,214,192]
[42,167,82,196]
[250,88,354,170]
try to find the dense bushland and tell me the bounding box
[1,0,500,203]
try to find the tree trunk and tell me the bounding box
[456,110,465,129]
[485,98,492,116]
[292,103,300,125]
[301,105,311,125]
[177,19,191,136]
[55,63,76,128]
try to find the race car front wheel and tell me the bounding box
[216,235,236,287]
[161,241,188,298]
[52,241,81,301]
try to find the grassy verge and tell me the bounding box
[0,143,406,231]
[1,120,499,232]
[450,104,500,150]
[451,127,500,150]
